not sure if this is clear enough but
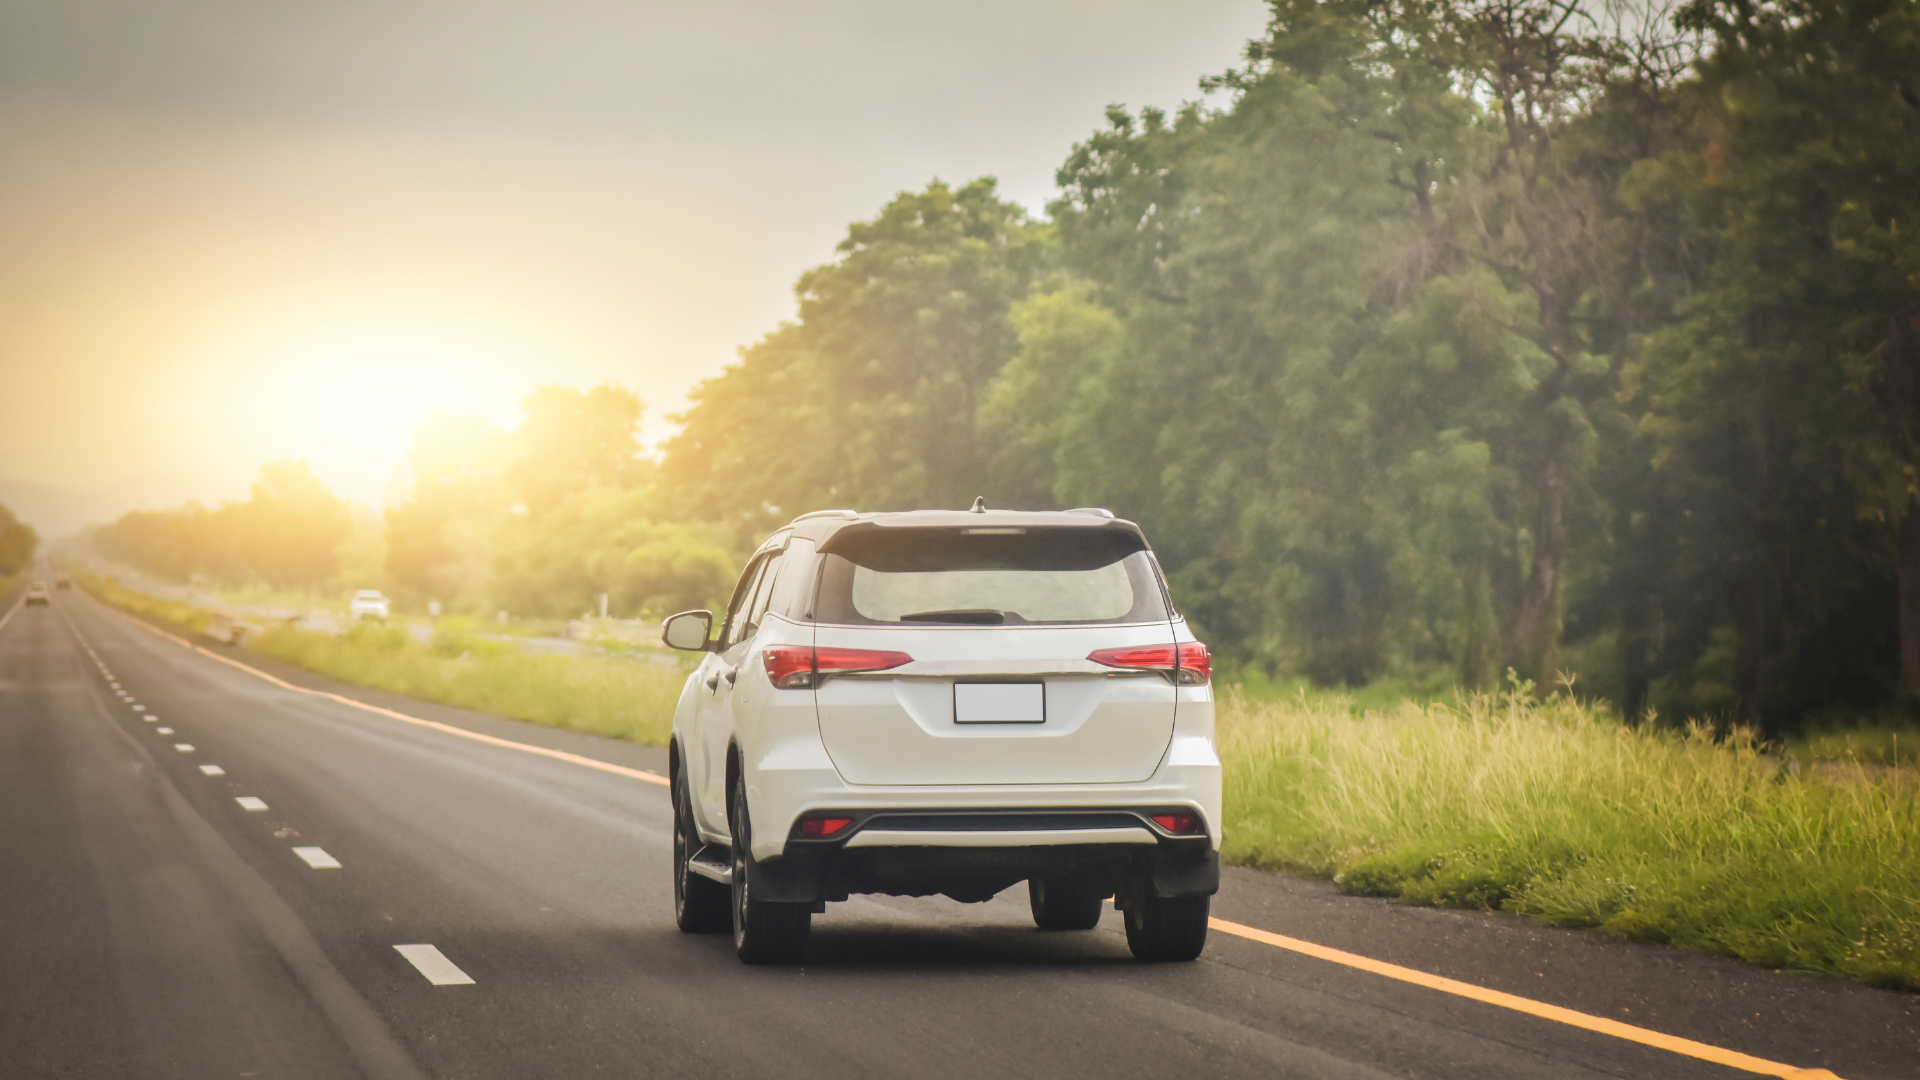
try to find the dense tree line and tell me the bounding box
[0,503,37,577]
[662,0,1920,733]
[383,384,734,618]
[99,386,736,621]
[93,461,355,591]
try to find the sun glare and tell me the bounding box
[222,321,529,506]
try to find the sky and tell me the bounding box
[0,0,1270,537]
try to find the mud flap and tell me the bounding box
[1148,847,1219,898]
[744,850,827,904]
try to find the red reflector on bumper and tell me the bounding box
[798,816,854,837]
[1152,813,1200,835]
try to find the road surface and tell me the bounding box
[1,586,1913,1078]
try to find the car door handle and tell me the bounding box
[724,667,738,686]
[705,672,720,691]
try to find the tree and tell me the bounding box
[507,384,647,516]
[385,409,512,609]
[0,504,36,577]
[492,486,735,618]
[1627,0,1920,727]
[236,460,352,590]
[656,178,1054,535]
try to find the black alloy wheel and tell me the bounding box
[673,765,730,933]
[1122,883,1210,961]
[1028,877,1107,930]
[729,780,811,964]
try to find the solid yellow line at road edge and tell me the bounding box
[1207,916,1842,1079]
[87,597,670,788]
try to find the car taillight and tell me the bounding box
[1174,641,1209,684]
[763,646,913,689]
[1087,641,1210,685]
[813,647,913,676]
[763,646,815,689]
[797,816,854,837]
[1152,813,1202,835]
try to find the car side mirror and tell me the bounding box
[662,610,715,652]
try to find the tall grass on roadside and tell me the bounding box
[248,622,687,746]
[81,575,211,633]
[1221,687,1920,990]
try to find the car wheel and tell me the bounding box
[1122,885,1210,961]
[1028,877,1106,931]
[730,780,810,964]
[673,765,730,933]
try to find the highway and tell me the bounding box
[2,586,1913,1079]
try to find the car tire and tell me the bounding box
[673,765,730,933]
[1122,886,1210,961]
[730,780,810,964]
[1028,877,1106,930]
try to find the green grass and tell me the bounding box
[246,621,690,746]
[197,582,351,613]
[81,575,211,634]
[1220,686,1920,990]
[86,577,687,745]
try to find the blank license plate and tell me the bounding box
[953,682,1045,724]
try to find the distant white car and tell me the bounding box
[349,590,390,620]
[24,581,50,607]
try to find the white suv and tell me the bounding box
[349,590,390,620]
[661,505,1220,964]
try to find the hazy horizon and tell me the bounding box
[0,0,1268,537]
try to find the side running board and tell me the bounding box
[687,843,732,884]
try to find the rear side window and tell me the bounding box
[764,538,817,621]
[814,527,1170,626]
[722,553,774,648]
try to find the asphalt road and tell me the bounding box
[2,586,1914,1079]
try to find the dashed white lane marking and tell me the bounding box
[200,764,225,776]
[393,944,473,986]
[143,716,157,723]
[293,847,342,869]
[236,797,268,811]
[110,682,120,688]
[156,727,174,734]
[173,743,195,753]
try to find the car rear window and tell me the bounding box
[813,527,1170,626]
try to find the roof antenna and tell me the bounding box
[970,496,987,513]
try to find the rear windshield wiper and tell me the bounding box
[898,609,1007,624]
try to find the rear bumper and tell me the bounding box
[732,726,1221,863]
[746,816,1219,905]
